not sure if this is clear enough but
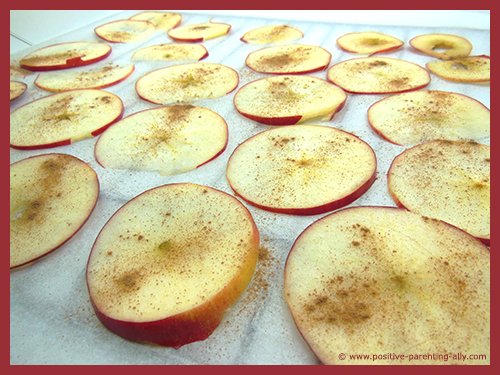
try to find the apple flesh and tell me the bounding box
[233,75,346,125]
[368,90,490,146]
[10,81,27,101]
[410,33,472,60]
[427,55,490,83]
[10,63,32,78]
[95,105,228,176]
[327,57,430,94]
[285,206,490,364]
[129,11,181,32]
[19,42,111,71]
[388,140,490,244]
[136,62,239,105]
[241,25,303,45]
[10,153,99,269]
[168,22,231,43]
[10,89,123,150]
[245,44,331,74]
[95,20,156,43]
[132,43,208,62]
[35,64,134,92]
[226,125,376,215]
[337,32,404,55]
[86,183,259,347]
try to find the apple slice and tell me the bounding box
[19,42,111,71]
[10,89,123,150]
[410,33,472,60]
[95,20,156,43]
[10,63,32,78]
[327,57,430,94]
[245,44,331,74]
[285,206,489,364]
[129,11,181,31]
[34,64,134,92]
[132,43,208,62]
[241,25,303,45]
[337,32,404,55]
[10,153,99,269]
[226,125,376,215]
[10,81,27,101]
[388,140,490,244]
[136,63,238,105]
[168,22,231,42]
[95,105,228,176]
[86,183,259,347]
[233,75,346,125]
[427,55,490,83]
[368,90,490,146]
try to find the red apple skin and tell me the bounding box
[10,153,99,270]
[245,50,331,75]
[198,49,209,61]
[86,183,259,348]
[10,89,124,150]
[20,42,112,71]
[169,24,231,43]
[34,66,135,92]
[94,20,155,44]
[226,128,376,215]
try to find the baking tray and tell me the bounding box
[10,10,490,364]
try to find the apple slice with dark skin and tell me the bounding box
[168,22,231,43]
[95,105,228,176]
[245,44,331,74]
[410,33,472,60]
[368,90,490,146]
[136,62,239,105]
[233,75,346,125]
[95,20,156,43]
[427,55,490,83]
[10,89,123,150]
[241,25,303,45]
[285,206,490,364]
[129,11,181,32]
[327,57,430,94]
[19,42,111,71]
[86,183,259,348]
[337,31,404,55]
[34,64,134,92]
[388,140,490,244]
[10,153,99,270]
[10,81,27,101]
[132,43,208,62]
[226,125,376,215]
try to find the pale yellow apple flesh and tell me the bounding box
[241,25,303,44]
[337,32,404,55]
[132,44,208,61]
[410,33,472,60]
[129,11,181,31]
[427,56,490,83]
[168,22,231,42]
[10,81,27,101]
[95,20,156,43]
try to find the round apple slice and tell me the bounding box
[388,140,490,244]
[327,57,430,94]
[245,44,331,74]
[19,42,111,71]
[337,32,404,55]
[226,125,376,215]
[285,206,489,365]
[427,55,490,83]
[95,105,228,176]
[10,89,123,150]
[168,22,231,43]
[132,44,208,62]
[241,25,303,45]
[10,153,99,270]
[129,11,181,31]
[136,63,238,105]
[410,33,472,60]
[10,81,27,101]
[86,183,259,348]
[95,20,156,43]
[234,75,346,125]
[34,64,134,92]
[368,90,490,146]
